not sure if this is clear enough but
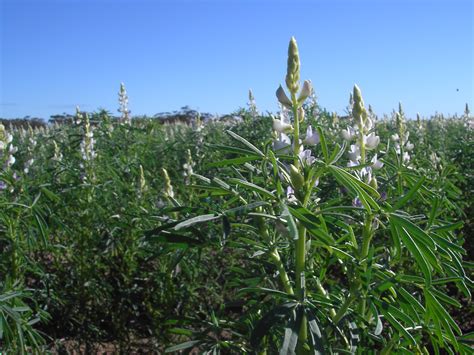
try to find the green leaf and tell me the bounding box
[165,340,201,353]
[250,302,298,348]
[316,126,329,162]
[328,165,379,211]
[392,176,426,211]
[329,141,347,165]
[229,178,276,199]
[227,130,265,157]
[174,214,222,230]
[280,307,302,355]
[238,287,296,300]
[205,155,262,168]
[390,215,433,285]
[223,201,268,216]
[281,204,298,241]
[306,309,325,354]
[288,205,334,245]
[380,310,416,345]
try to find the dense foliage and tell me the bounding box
[0,39,472,354]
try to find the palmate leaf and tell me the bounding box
[327,165,379,212]
[391,176,426,211]
[424,287,462,351]
[288,205,334,245]
[389,214,436,285]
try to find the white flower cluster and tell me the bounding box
[118,82,131,125]
[272,104,320,202]
[247,89,259,119]
[182,149,195,185]
[0,123,17,191]
[392,107,414,164]
[52,140,63,162]
[23,126,37,174]
[80,112,97,162]
[0,123,17,170]
[342,85,383,187]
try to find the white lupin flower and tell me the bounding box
[348,144,361,163]
[364,116,373,131]
[391,133,400,142]
[347,160,359,168]
[341,126,356,141]
[364,132,380,150]
[303,125,320,146]
[273,133,292,154]
[360,166,372,182]
[405,141,414,151]
[371,154,384,170]
[403,151,410,163]
[286,186,298,203]
[272,118,293,133]
[430,152,441,165]
[299,149,315,166]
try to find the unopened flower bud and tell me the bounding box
[285,37,300,95]
[352,84,367,124]
[370,176,378,190]
[298,107,305,123]
[290,164,304,191]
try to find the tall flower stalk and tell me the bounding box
[118,82,131,125]
[274,37,315,350]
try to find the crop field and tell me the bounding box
[0,38,473,354]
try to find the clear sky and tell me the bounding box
[1,0,472,120]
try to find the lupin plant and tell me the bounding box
[167,37,472,354]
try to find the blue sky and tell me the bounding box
[1,0,472,119]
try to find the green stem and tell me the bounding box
[295,225,308,354]
[270,248,294,296]
[257,216,294,295]
[358,214,374,318]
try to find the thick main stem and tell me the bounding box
[296,225,307,353]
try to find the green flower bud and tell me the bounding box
[298,107,305,123]
[352,84,367,126]
[162,168,174,199]
[370,176,378,190]
[285,37,300,95]
[290,164,304,191]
